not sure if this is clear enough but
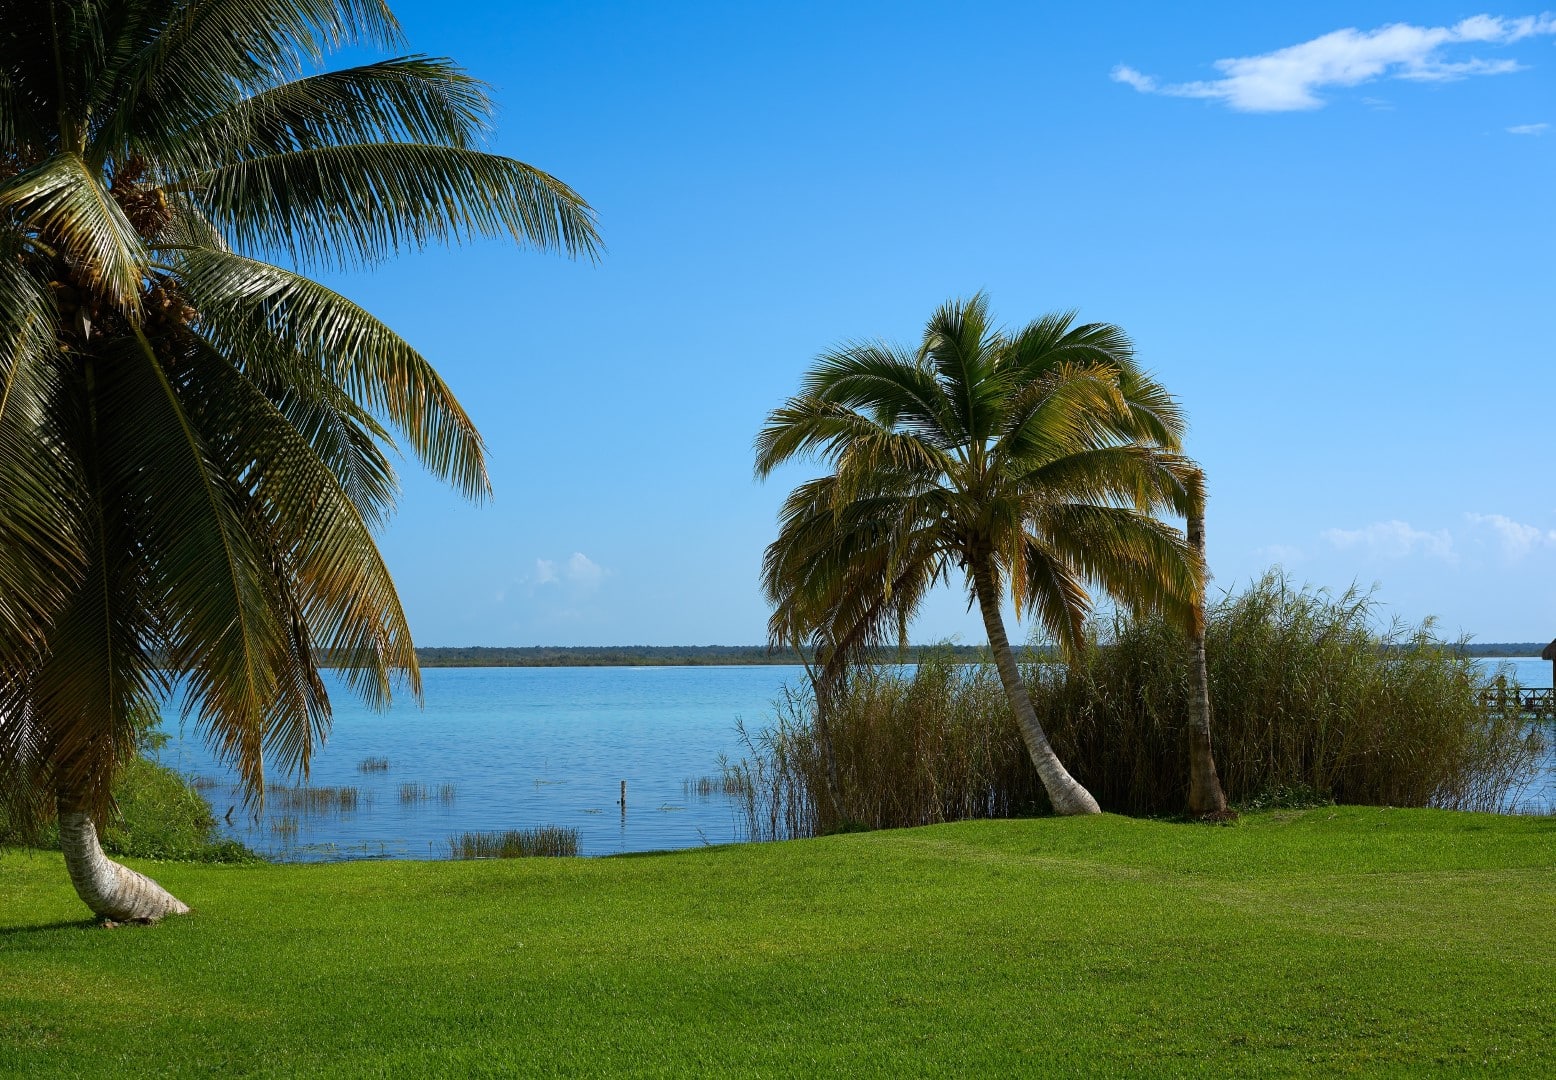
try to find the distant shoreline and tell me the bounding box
[405,644,1549,668]
[410,645,993,667]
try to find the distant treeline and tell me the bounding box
[411,645,1005,667]
[405,642,1543,668]
[1452,643,1548,658]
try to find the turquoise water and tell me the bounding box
[156,658,1555,861]
[156,666,804,860]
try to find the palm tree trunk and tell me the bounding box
[797,639,844,819]
[969,556,1100,816]
[56,789,189,923]
[1185,502,1228,817]
[812,692,844,822]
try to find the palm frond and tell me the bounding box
[186,56,493,161]
[91,0,404,160]
[1014,542,1091,660]
[999,363,1134,465]
[1035,503,1200,627]
[177,248,487,498]
[802,341,954,440]
[182,333,418,708]
[755,393,951,484]
[919,292,1004,442]
[1014,445,1200,517]
[101,330,284,797]
[0,256,83,665]
[188,143,600,267]
[1113,365,1186,449]
[0,152,148,319]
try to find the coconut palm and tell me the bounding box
[0,0,599,920]
[1184,486,1230,817]
[757,295,1202,815]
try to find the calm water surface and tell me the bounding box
[156,666,803,860]
[157,658,1554,862]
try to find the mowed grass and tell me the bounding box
[2,807,1554,1077]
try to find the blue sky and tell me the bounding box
[328,2,1555,646]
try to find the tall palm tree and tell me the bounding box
[1185,482,1229,817]
[757,295,1201,816]
[0,0,599,920]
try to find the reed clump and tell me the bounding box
[726,661,1042,841]
[1040,574,1544,816]
[400,783,457,805]
[357,756,390,773]
[729,573,1544,839]
[268,786,362,813]
[683,774,751,798]
[446,826,579,859]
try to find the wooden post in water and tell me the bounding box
[619,779,627,814]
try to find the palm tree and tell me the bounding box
[0,0,599,920]
[1184,483,1230,817]
[756,295,1201,816]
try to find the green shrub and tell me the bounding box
[730,573,1546,838]
[0,755,258,863]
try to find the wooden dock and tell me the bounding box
[1478,687,1555,716]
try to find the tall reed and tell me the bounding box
[729,573,1545,839]
[267,786,362,813]
[446,827,579,859]
[726,662,1044,840]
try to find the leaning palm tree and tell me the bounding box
[757,295,1201,815]
[1184,479,1230,817]
[0,0,599,920]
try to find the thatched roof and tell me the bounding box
[1543,639,1556,661]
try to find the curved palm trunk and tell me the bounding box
[798,641,844,819]
[969,557,1100,816]
[812,692,844,821]
[57,791,189,923]
[1185,504,1228,817]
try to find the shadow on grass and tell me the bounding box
[0,918,103,936]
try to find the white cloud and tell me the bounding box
[564,552,605,587]
[1508,121,1550,134]
[1257,543,1306,564]
[1113,14,1556,112]
[527,552,607,590]
[1322,520,1455,560]
[1466,512,1556,556]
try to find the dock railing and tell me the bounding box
[1478,686,1555,716]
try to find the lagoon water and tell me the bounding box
[157,658,1555,862]
[157,665,804,860]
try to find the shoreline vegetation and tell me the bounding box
[725,576,1548,841]
[407,642,1551,667]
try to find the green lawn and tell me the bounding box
[3,807,1553,1077]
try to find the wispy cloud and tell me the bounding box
[1466,512,1556,556]
[1257,543,1306,565]
[533,551,607,591]
[1322,520,1455,560]
[1113,14,1556,112]
[1507,121,1550,134]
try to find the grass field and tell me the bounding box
[3,807,1553,1077]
